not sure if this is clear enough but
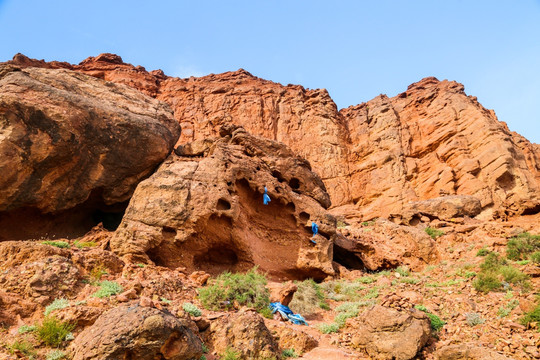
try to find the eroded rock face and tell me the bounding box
[435,343,514,360]
[206,310,280,360]
[111,126,335,280]
[69,305,203,360]
[7,54,540,221]
[334,220,439,271]
[0,64,180,240]
[349,305,431,360]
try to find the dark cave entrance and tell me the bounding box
[0,190,129,241]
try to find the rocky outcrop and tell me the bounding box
[0,64,180,240]
[205,310,280,360]
[340,78,540,220]
[335,220,438,271]
[349,305,431,360]
[69,305,203,360]
[111,125,335,279]
[6,54,540,221]
[435,343,514,360]
[267,323,319,355]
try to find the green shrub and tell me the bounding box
[282,348,299,358]
[182,302,202,317]
[36,316,75,346]
[41,240,70,249]
[92,281,123,298]
[427,313,445,331]
[415,305,445,331]
[363,287,379,299]
[7,340,36,358]
[465,271,477,279]
[395,266,410,277]
[519,303,540,329]
[497,299,519,318]
[357,276,375,284]
[317,323,339,334]
[531,251,540,264]
[320,280,365,301]
[480,253,506,272]
[465,312,485,326]
[400,277,419,284]
[506,232,540,261]
[499,265,530,287]
[473,272,502,293]
[220,347,241,360]
[46,350,66,360]
[73,240,96,249]
[44,298,70,316]
[18,324,37,334]
[476,248,490,256]
[288,279,328,315]
[198,268,269,311]
[259,306,273,319]
[425,227,444,239]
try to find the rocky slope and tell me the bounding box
[7,53,538,221]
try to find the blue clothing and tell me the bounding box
[269,302,308,325]
[263,186,271,205]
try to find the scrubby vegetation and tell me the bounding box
[220,347,241,360]
[36,316,74,346]
[18,324,37,334]
[41,240,70,249]
[425,227,444,239]
[183,302,202,317]
[44,298,70,316]
[282,348,299,358]
[46,349,67,360]
[473,252,530,293]
[519,296,540,330]
[7,340,36,358]
[198,267,270,311]
[415,305,445,331]
[465,312,485,326]
[92,281,123,298]
[73,240,96,248]
[288,279,329,315]
[506,232,540,261]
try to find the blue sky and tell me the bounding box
[1,0,539,143]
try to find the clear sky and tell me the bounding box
[1,0,539,143]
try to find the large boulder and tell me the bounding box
[0,64,179,240]
[334,219,438,271]
[399,195,483,223]
[206,310,280,360]
[69,305,203,360]
[111,126,335,280]
[349,305,431,360]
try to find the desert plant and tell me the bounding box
[89,263,108,283]
[499,265,530,287]
[506,232,540,261]
[519,302,540,329]
[220,347,241,360]
[36,316,74,346]
[395,266,410,277]
[400,277,420,284]
[41,240,70,249]
[357,276,375,284]
[321,280,365,302]
[288,279,328,315]
[7,340,36,358]
[476,247,490,256]
[18,324,37,334]
[362,287,379,299]
[46,349,66,360]
[465,312,485,326]
[473,272,502,293]
[73,240,96,249]
[198,267,269,311]
[44,298,70,316]
[282,348,299,358]
[92,281,123,298]
[183,302,202,317]
[497,299,519,318]
[425,227,444,239]
[415,305,445,331]
[317,322,340,334]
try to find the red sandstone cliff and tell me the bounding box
[6,53,539,220]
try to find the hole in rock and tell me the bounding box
[271,170,286,183]
[286,202,296,212]
[289,178,300,190]
[496,171,516,191]
[299,211,310,222]
[217,198,232,210]
[522,203,540,215]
